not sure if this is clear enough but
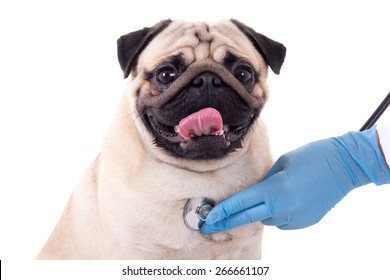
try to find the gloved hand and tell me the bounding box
[201,126,390,233]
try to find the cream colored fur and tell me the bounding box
[37,20,274,259]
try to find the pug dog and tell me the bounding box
[37,19,286,259]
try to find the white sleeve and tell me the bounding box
[377,125,390,166]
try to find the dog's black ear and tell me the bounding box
[231,19,286,75]
[117,19,173,78]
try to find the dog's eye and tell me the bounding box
[156,67,177,85]
[234,66,253,84]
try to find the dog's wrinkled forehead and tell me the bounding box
[137,20,266,73]
[117,19,286,79]
[116,20,286,110]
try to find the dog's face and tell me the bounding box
[117,20,285,169]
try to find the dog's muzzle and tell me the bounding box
[139,60,264,160]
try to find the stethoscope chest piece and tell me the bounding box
[183,198,215,231]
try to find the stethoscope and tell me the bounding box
[360,92,390,131]
[183,92,390,231]
[183,198,215,231]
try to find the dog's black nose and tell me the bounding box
[191,72,224,88]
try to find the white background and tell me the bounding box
[1,0,390,279]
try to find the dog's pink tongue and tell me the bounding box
[178,107,223,139]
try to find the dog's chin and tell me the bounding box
[143,109,259,161]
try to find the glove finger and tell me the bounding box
[225,203,272,228]
[201,220,229,234]
[262,215,315,230]
[205,182,270,225]
[206,171,288,225]
[261,216,288,227]
[202,203,271,234]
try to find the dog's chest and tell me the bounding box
[121,195,263,259]
[99,150,267,259]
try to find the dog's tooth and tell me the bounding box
[223,124,230,132]
[174,125,179,134]
[215,130,224,136]
[180,141,189,149]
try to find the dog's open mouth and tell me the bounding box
[145,107,258,159]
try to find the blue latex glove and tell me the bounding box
[202,126,390,233]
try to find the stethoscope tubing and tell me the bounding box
[360,92,390,131]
